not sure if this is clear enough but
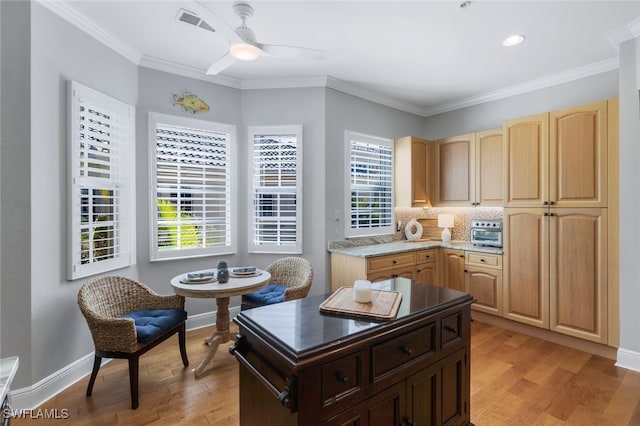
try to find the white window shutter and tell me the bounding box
[344,131,394,237]
[248,126,303,254]
[68,81,135,280]
[149,113,236,261]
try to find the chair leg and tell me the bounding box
[178,323,189,367]
[128,356,139,410]
[86,355,102,396]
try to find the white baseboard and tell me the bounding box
[616,348,640,372]
[9,308,229,410]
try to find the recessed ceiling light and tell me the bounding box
[502,34,526,47]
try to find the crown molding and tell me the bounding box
[325,77,426,117]
[240,76,328,90]
[36,0,142,65]
[139,55,241,89]
[422,57,619,117]
[606,17,640,50]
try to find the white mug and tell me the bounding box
[353,280,372,303]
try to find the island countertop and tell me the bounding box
[234,278,473,360]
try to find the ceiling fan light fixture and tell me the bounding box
[230,42,260,60]
[502,34,526,47]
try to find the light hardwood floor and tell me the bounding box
[11,321,640,425]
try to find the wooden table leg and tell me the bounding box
[194,297,231,378]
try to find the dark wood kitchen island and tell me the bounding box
[231,278,474,426]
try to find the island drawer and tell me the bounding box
[465,252,502,269]
[367,252,416,273]
[321,352,363,407]
[441,311,463,348]
[416,249,437,265]
[371,324,436,381]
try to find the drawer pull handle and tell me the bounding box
[400,345,413,356]
[392,260,397,264]
[334,372,349,384]
[391,274,398,278]
[444,325,458,334]
[480,258,485,262]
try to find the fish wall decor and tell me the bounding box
[173,93,210,114]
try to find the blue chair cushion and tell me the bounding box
[242,284,287,306]
[122,308,187,344]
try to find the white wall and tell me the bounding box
[135,67,244,315]
[618,37,640,369]
[241,87,328,295]
[0,0,31,378]
[324,88,426,243]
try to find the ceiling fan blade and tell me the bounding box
[259,44,325,60]
[187,0,244,45]
[206,52,237,75]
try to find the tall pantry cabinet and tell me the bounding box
[502,100,615,344]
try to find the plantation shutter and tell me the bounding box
[149,113,236,260]
[345,132,394,237]
[68,81,135,280]
[249,126,302,254]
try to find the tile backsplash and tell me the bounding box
[394,206,504,241]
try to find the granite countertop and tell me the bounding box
[328,239,503,257]
[0,357,19,403]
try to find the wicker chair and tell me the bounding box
[77,276,189,409]
[241,257,313,310]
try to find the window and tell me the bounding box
[149,113,236,261]
[68,81,135,280]
[344,131,394,237]
[248,126,303,253]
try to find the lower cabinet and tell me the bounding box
[504,208,608,343]
[322,348,469,426]
[464,252,503,316]
[442,249,466,292]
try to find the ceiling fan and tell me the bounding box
[183,1,325,75]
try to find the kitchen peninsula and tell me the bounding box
[231,279,474,425]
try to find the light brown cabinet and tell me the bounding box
[465,252,503,316]
[442,249,466,292]
[503,208,608,343]
[434,130,503,207]
[504,101,608,208]
[330,249,440,291]
[394,136,436,207]
[475,129,504,206]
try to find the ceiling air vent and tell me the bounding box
[176,9,215,33]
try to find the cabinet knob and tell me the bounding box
[464,269,468,273]
[543,201,549,206]
[550,201,555,206]
[392,260,397,264]
[400,345,413,356]
[334,371,349,384]
[391,274,398,278]
[459,254,464,258]
[480,258,485,262]
[402,419,417,426]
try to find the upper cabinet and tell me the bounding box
[394,136,436,207]
[504,101,608,208]
[433,130,503,207]
[475,129,504,207]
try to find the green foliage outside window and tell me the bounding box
[157,199,202,249]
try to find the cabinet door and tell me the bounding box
[406,363,440,426]
[415,261,438,286]
[394,136,433,207]
[442,249,465,292]
[476,128,503,206]
[503,114,549,207]
[321,382,405,426]
[465,265,503,316]
[440,348,469,426]
[550,101,607,207]
[436,134,475,206]
[550,208,607,343]
[503,209,549,328]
